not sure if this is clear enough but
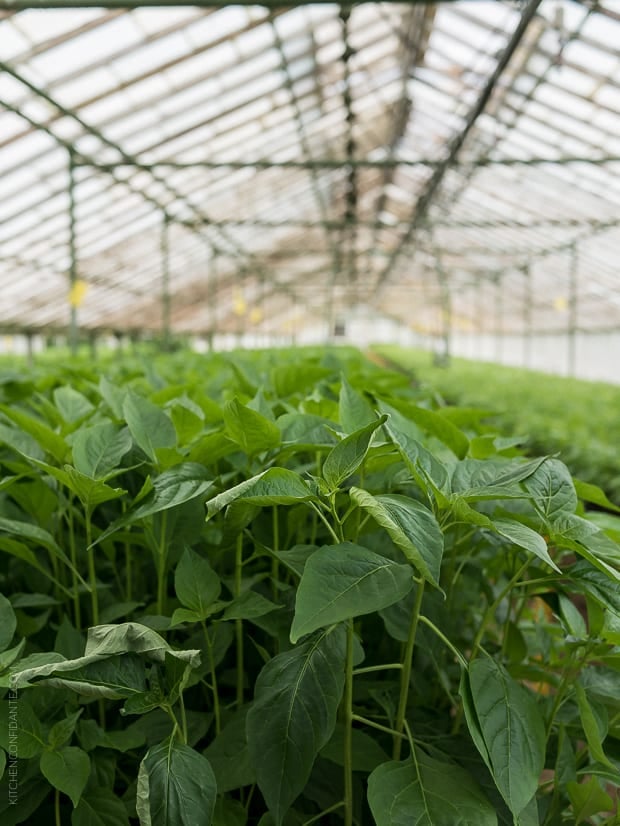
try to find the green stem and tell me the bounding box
[67,500,81,630]
[202,620,221,735]
[235,533,244,707]
[302,801,345,825]
[122,502,132,602]
[156,511,168,616]
[308,501,341,544]
[271,505,279,602]
[393,580,425,760]
[353,662,403,676]
[352,714,407,740]
[85,507,98,626]
[54,788,61,826]
[343,620,354,826]
[178,692,188,745]
[418,615,467,668]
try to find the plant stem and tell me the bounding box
[54,788,61,826]
[178,691,188,745]
[67,500,81,630]
[393,580,425,760]
[352,714,407,740]
[156,511,168,616]
[235,533,244,707]
[85,507,98,626]
[302,801,345,825]
[271,505,279,602]
[202,620,221,735]
[353,662,403,676]
[343,620,354,826]
[418,615,467,668]
[308,501,341,544]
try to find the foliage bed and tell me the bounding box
[0,345,619,825]
[371,345,620,504]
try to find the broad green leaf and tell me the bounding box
[0,697,45,758]
[277,412,340,451]
[221,590,281,621]
[53,386,94,424]
[97,463,215,543]
[320,723,388,772]
[290,542,413,643]
[204,709,255,793]
[367,752,497,826]
[338,376,376,433]
[0,639,26,673]
[567,777,615,824]
[72,788,130,826]
[48,710,83,749]
[83,623,200,666]
[174,547,221,619]
[524,458,578,522]
[72,422,132,479]
[569,560,620,613]
[246,625,346,826]
[349,488,443,586]
[63,465,127,510]
[0,594,16,653]
[40,746,90,807]
[213,798,247,826]
[492,518,561,572]
[99,375,126,419]
[574,681,614,769]
[392,399,470,459]
[0,520,85,587]
[468,657,545,818]
[123,391,177,462]
[0,404,68,463]
[206,468,316,519]
[0,750,4,781]
[321,416,386,490]
[574,478,620,514]
[223,397,281,455]
[270,364,332,398]
[136,739,217,826]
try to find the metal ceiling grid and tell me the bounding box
[0,0,618,347]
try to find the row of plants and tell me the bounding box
[371,345,620,504]
[0,345,618,825]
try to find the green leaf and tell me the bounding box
[492,518,561,573]
[206,468,316,519]
[203,709,255,793]
[72,422,132,479]
[174,547,221,619]
[574,681,615,769]
[320,723,388,772]
[64,465,127,510]
[72,788,130,826]
[468,657,545,818]
[574,478,620,513]
[338,376,377,433]
[213,797,247,826]
[40,746,90,807]
[221,590,281,621]
[48,709,83,749]
[367,752,497,826]
[0,594,16,653]
[391,399,470,459]
[349,488,444,587]
[290,542,413,643]
[0,404,68,463]
[97,463,215,543]
[136,739,217,826]
[53,386,94,424]
[246,625,346,826]
[321,416,386,490]
[0,697,45,758]
[223,397,281,455]
[567,777,615,824]
[123,390,177,462]
[524,458,578,522]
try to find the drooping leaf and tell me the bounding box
[492,518,561,572]
[72,788,131,826]
[0,594,16,653]
[523,458,578,522]
[123,390,177,462]
[0,518,86,586]
[567,777,615,824]
[72,422,132,479]
[136,739,217,826]
[206,468,316,519]
[0,697,45,758]
[40,746,90,807]
[338,376,377,433]
[349,488,444,586]
[0,404,68,463]
[223,397,281,455]
[53,386,94,424]
[174,547,221,619]
[574,681,615,769]
[290,542,413,643]
[246,625,346,825]
[321,416,386,490]
[367,752,497,826]
[467,657,545,818]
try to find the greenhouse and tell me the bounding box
[0,2,619,825]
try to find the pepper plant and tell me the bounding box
[0,346,618,825]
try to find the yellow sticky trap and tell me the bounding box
[233,288,246,317]
[249,307,262,324]
[553,296,568,312]
[69,279,88,308]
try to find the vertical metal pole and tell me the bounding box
[495,274,502,363]
[437,263,451,366]
[26,333,34,368]
[523,262,532,367]
[206,241,215,351]
[68,150,78,357]
[161,213,171,350]
[568,242,578,377]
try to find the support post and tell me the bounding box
[68,150,79,357]
[207,242,217,351]
[523,263,532,367]
[161,213,171,350]
[568,243,578,377]
[495,274,503,363]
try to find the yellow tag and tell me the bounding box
[69,279,88,308]
[553,296,567,312]
[249,307,262,324]
[233,288,246,317]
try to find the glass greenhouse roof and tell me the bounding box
[0,0,618,340]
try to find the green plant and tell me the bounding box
[0,347,618,825]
